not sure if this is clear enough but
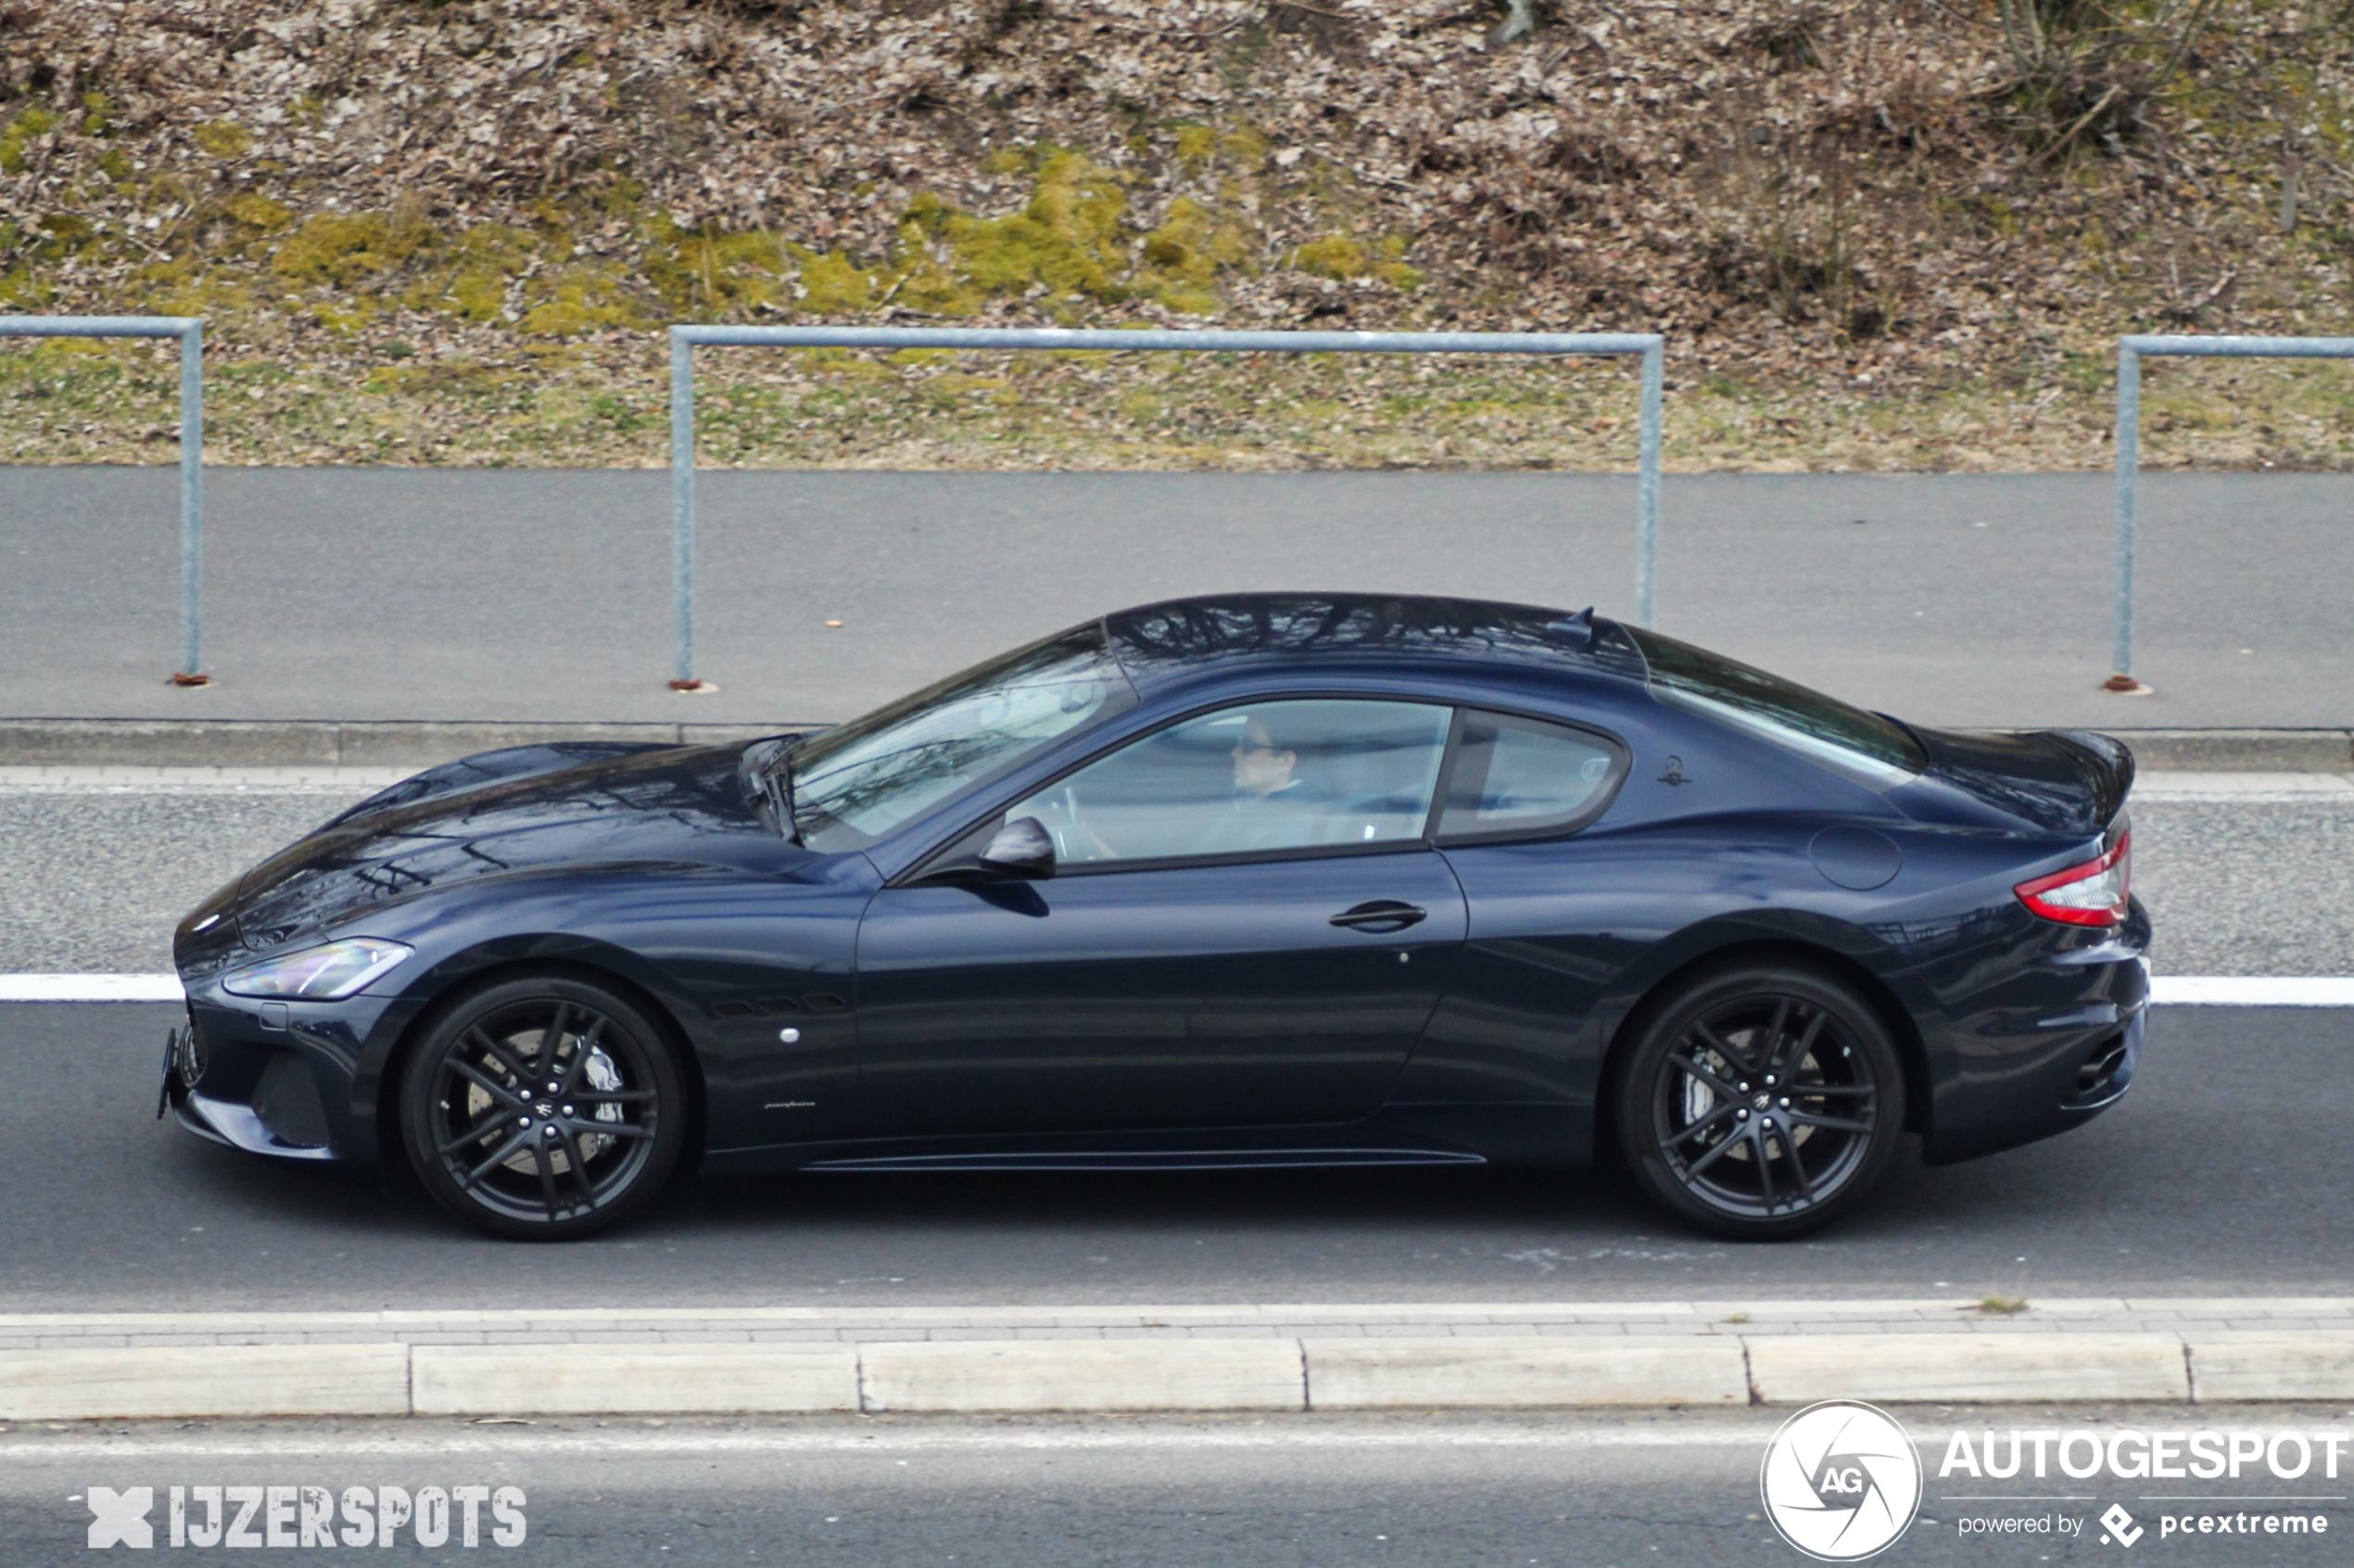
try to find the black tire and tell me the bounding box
[1610,962,1905,1241]
[399,975,685,1241]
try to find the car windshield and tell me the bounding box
[789,623,1136,852]
[1624,626,1926,780]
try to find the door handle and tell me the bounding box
[1330,900,1428,932]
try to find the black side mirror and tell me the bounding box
[978,816,1057,880]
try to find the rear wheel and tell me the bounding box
[399,976,684,1241]
[1611,962,1905,1241]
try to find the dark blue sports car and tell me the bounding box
[166,594,2146,1242]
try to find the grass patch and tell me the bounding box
[8,335,2354,472]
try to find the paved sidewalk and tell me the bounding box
[3,1297,2350,1350]
[4,1300,2349,1419]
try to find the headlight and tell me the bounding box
[221,938,412,1000]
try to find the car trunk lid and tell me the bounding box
[1904,725,2134,835]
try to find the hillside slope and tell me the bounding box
[6,0,2354,470]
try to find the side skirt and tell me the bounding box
[803,1147,1485,1174]
[698,1102,1590,1179]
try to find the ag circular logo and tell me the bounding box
[1759,1399,1922,1561]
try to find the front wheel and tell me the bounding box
[399,976,685,1241]
[1611,963,1905,1241]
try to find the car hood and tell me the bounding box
[1905,725,2134,836]
[206,743,782,956]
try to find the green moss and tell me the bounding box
[38,212,95,250]
[195,120,254,159]
[893,147,1134,311]
[0,265,54,309]
[224,193,295,232]
[652,225,790,313]
[0,108,58,176]
[82,93,114,137]
[307,298,375,334]
[1221,125,1270,167]
[1138,195,1252,313]
[272,210,432,286]
[518,271,646,335]
[796,250,879,313]
[458,222,538,267]
[1293,234,1368,279]
[448,271,508,322]
[1172,124,1218,168]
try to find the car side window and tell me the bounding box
[1435,712,1626,842]
[1006,699,1452,867]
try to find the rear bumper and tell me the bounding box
[1917,898,2152,1166]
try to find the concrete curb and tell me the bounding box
[0,1345,410,1421]
[4,1330,2349,1421]
[3,720,2350,771]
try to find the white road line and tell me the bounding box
[8,976,2353,1004]
[0,1422,1776,1460]
[0,975,183,1001]
[2133,772,2354,800]
[2152,976,2354,1005]
[0,765,407,793]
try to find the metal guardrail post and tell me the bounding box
[2109,333,2354,689]
[664,325,1667,689]
[178,322,205,680]
[1,315,209,683]
[1635,338,1664,626]
[669,333,702,691]
[2111,341,2139,682]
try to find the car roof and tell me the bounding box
[1099,592,1649,690]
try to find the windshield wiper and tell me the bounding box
[744,736,808,844]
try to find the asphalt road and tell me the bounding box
[3,1409,2347,1567]
[5,784,2346,976]
[1,1000,2346,1311]
[6,467,2353,728]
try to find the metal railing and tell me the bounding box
[2111,334,2354,686]
[668,324,1664,690]
[1,315,208,683]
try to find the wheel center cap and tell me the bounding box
[1753,1093,1771,1110]
[536,1102,555,1119]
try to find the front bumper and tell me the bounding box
[160,984,401,1171]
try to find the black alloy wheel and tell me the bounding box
[1612,962,1905,1241]
[400,976,685,1241]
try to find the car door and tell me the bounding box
[853,698,1470,1138]
[1401,709,1639,1109]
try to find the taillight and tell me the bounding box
[2015,830,2132,927]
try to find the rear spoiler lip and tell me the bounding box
[1899,725,2133,837]
[2038,728,2137,833]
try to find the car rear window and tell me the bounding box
[1624,626,1926,778]
[1435,713,1626,841]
